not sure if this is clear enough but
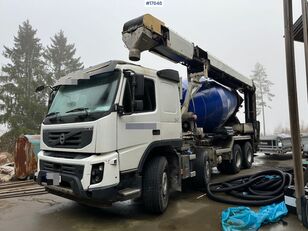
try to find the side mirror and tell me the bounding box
[134,74,144,97]
[117,105,124,116]
[35,85,46,93]
[35,85,56,93]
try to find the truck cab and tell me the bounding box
[37,60,182,209]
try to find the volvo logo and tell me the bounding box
[59,133,65,145]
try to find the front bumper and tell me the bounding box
[37,170,119,204]
[37,150,120,190]
[259,147,291,154]
[36,150,120,204]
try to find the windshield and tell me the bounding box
[47,70,120,119]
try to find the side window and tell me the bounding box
[123,78,156,113]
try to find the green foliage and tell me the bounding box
[0,22,83,152]
[0,20,50,142]
[44,30,83,82]
[0,129,21,153]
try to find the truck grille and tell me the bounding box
[43,127,93,149]
[40,160,84,180]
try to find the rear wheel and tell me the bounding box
[217,144,242,174]
[242,142,253,169]
[229,144,242,174]
[143,156,169,214]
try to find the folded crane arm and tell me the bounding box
[122,14,254,91]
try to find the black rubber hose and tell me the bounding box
[206,169,292,206]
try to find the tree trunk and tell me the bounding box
[259,76,266,136]
[262,105,266,136]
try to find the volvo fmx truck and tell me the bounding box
[36,14,260,213]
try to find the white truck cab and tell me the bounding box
[37,60,183,209]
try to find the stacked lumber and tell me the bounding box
[0,180,47,199]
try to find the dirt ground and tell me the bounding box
[0,153,307,231]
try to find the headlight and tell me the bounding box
[278,141,282,148]
[91,163,104,184]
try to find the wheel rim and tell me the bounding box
[247,147,252,163]
[236,150,241,168]
[205,160,210,179]
[162,172,168,197]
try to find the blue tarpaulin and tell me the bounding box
[221,202,288,231]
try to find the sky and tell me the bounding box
[0,0,307,135]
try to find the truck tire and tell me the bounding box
[193,151,211,190]
[142,156,169,214]
[217,144,242,174]
[228,144,243,174]
[217,161,229,174]
[242,142,253,169]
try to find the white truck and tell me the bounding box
[36,14,259,213]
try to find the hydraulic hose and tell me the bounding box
[206,169,292,206]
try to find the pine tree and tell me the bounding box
[44,30,83,82]
[0,20,49,149]
[251,63,275,136]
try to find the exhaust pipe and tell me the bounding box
[129,48,141,61]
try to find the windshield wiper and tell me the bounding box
[46,111,60,118]
[65,107,89,114]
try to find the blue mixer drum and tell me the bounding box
[181,79,241,132]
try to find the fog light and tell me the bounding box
[91,163,104,184]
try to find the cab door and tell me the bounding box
[117,76,161,172]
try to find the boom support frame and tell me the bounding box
[122,14,258,136]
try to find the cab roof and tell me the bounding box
[54,60,139,86]
[54,60,179,86]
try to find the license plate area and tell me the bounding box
[46,172,61,186]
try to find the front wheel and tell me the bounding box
[193,151,211,190]
[142,156,169,214]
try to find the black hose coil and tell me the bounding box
[206,170,292,206]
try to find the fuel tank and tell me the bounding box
[181,79,242,132]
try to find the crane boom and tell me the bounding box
[122,14,254,91]
[122,14,257,127]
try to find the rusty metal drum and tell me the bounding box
[14,135,40,179]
